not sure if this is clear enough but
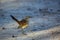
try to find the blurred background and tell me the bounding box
[0,0,60,40]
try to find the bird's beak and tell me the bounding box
[28,16,32,18]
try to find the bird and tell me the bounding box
[10,15,32,35]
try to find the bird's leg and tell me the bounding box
[17,26,21,29]
[21,29,27,35]
[17,26,27,35]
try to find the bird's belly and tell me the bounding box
[22,25,28,29]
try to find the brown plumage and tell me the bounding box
[10,15,32,34]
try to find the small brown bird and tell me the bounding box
[10,15,32,35]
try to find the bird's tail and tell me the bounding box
[10,15,19,23]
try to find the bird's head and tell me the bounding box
[25,16,32,19]
[24,16,32,21]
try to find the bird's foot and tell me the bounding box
[22,32,27,35]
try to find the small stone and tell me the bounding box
[50,9,53,11]
[27,8,31,11]
[12,35,16,38]
[39,8,42,11]
[2,27,5,30]
[57,10,60,12]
